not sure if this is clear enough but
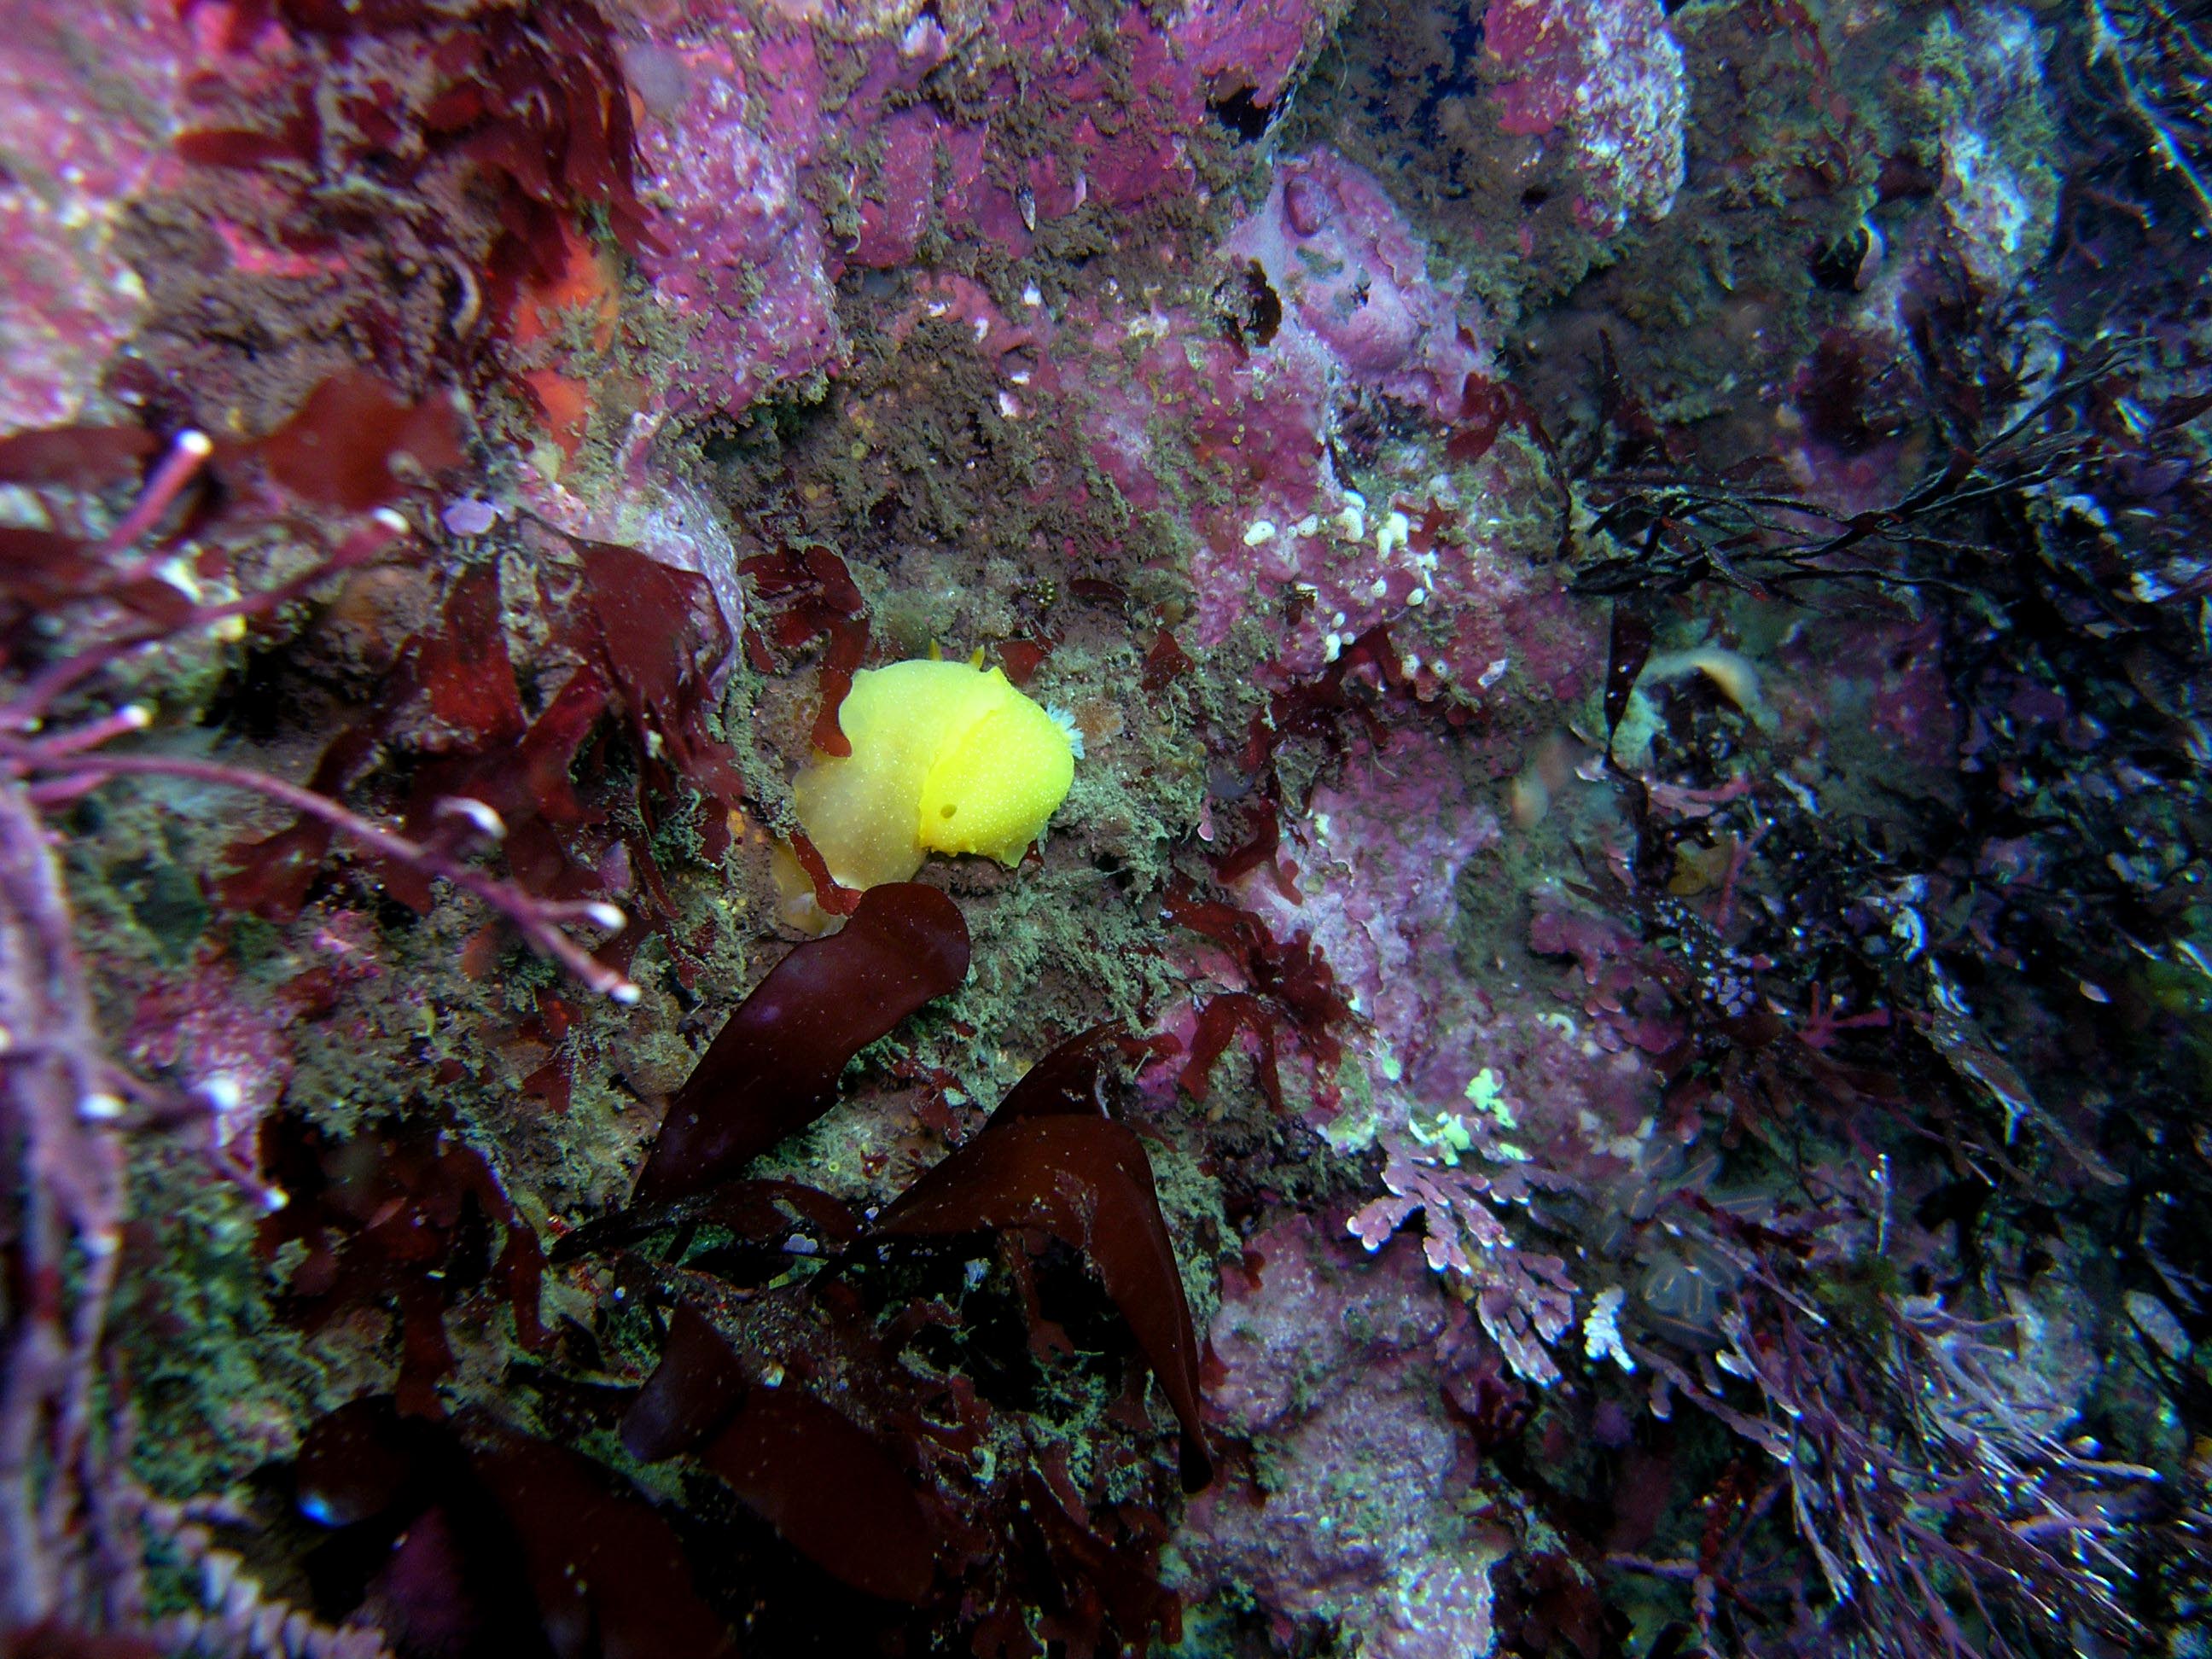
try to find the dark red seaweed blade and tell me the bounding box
[633,882,969,1203]
[701,1385,937,1604]
[875,1113,1212,1490]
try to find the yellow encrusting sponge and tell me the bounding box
[792,657,1077,889]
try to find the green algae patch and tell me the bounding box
[123,1151,325,1501]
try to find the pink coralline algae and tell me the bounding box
[1111,375,1591,692]
[1228,726,1499,1061]
[1483,0,1686,236]
[127,958,294,1164]
[1079,153,1600,691]
[1176,1214,1499,1659]
[619,32,846,414]
[822,0,1325,261]
[1208,477,1595,693]
[1209,728,1695,1385]
[1233,731,1578,1373]
[125,913,381,1175]
[618,0,1330,413]
[0,3,189,433]
[1225,149,1492,422]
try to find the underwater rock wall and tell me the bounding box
[3,0,2209,1656]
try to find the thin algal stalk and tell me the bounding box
[0,773,125,1630]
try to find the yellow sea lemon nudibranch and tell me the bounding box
[791,657,1077,891]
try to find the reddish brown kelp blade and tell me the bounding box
[989,1022,1175,1124]
[620,1301,748,1463]
[634,883,969,1202]
[258,370,463,512]
[875,1102,1213,1490]
[736,544,868,757]
[294,1400,732,1659]
[702,1384,937,1604]
[474,1432,736,1659]
[0,424,156,487]
[295,1395,437,1528]
[574,539,743,802]
[991,1022,1126,1122]
[620,1301,934,1602]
